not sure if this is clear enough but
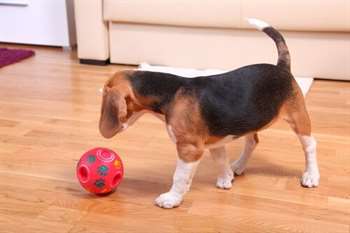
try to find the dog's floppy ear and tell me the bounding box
[99,87,127,138]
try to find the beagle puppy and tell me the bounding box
[99,18,320,208]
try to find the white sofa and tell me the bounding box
[74,0,350,80]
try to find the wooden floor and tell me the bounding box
[0,44,349,233]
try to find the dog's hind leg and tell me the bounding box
[210,146,234,189]
[231,133,259,175]
[284,87,320,187]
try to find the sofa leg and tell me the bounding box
[79,58,110,65]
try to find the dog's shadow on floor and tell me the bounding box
[195,154,302,186]
[120,177,170,195]
[239,157,301,178]
[117,155,302,196]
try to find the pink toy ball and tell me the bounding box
[76,147,124,195]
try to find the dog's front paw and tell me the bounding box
[216,176,233,189]
[231,160,246,175]
[216,168,234,189]
[301,171,320,188]
[155,192,183,209]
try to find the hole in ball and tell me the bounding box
[78,165,89,183]
[111,173,122,187]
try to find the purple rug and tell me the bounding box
[0,48,35,68]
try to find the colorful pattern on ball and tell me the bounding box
[94,179,105,189]
[114,160,121,169]
[76,147,124,195]
[87,155,96,163]
[96,149,115,162]
[98,165,108,176]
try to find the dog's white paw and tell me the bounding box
[301,171,320,188]
[216,176,233,189]
[155,192,183,209]
[231,160,246,175]
[216,168,234,189]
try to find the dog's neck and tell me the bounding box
[128,71,188,114]
[127,89,166,121]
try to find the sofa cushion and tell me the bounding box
[104,0,350,32]
[242,0,350,32]
[104,0,241,29]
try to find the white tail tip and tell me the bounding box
[246,18,270,30]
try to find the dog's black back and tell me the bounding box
[130,65,293,137]
[193,64,293,136]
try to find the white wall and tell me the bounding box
[0,0,76,46]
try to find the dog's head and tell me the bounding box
[99,86,128,138]
[99,71,137,138]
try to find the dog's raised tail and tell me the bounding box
[246,18,291,70]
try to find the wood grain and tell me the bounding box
[0,43,349,233]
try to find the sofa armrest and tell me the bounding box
[74,0,109,63]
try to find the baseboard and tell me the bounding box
[79,58,110,66]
